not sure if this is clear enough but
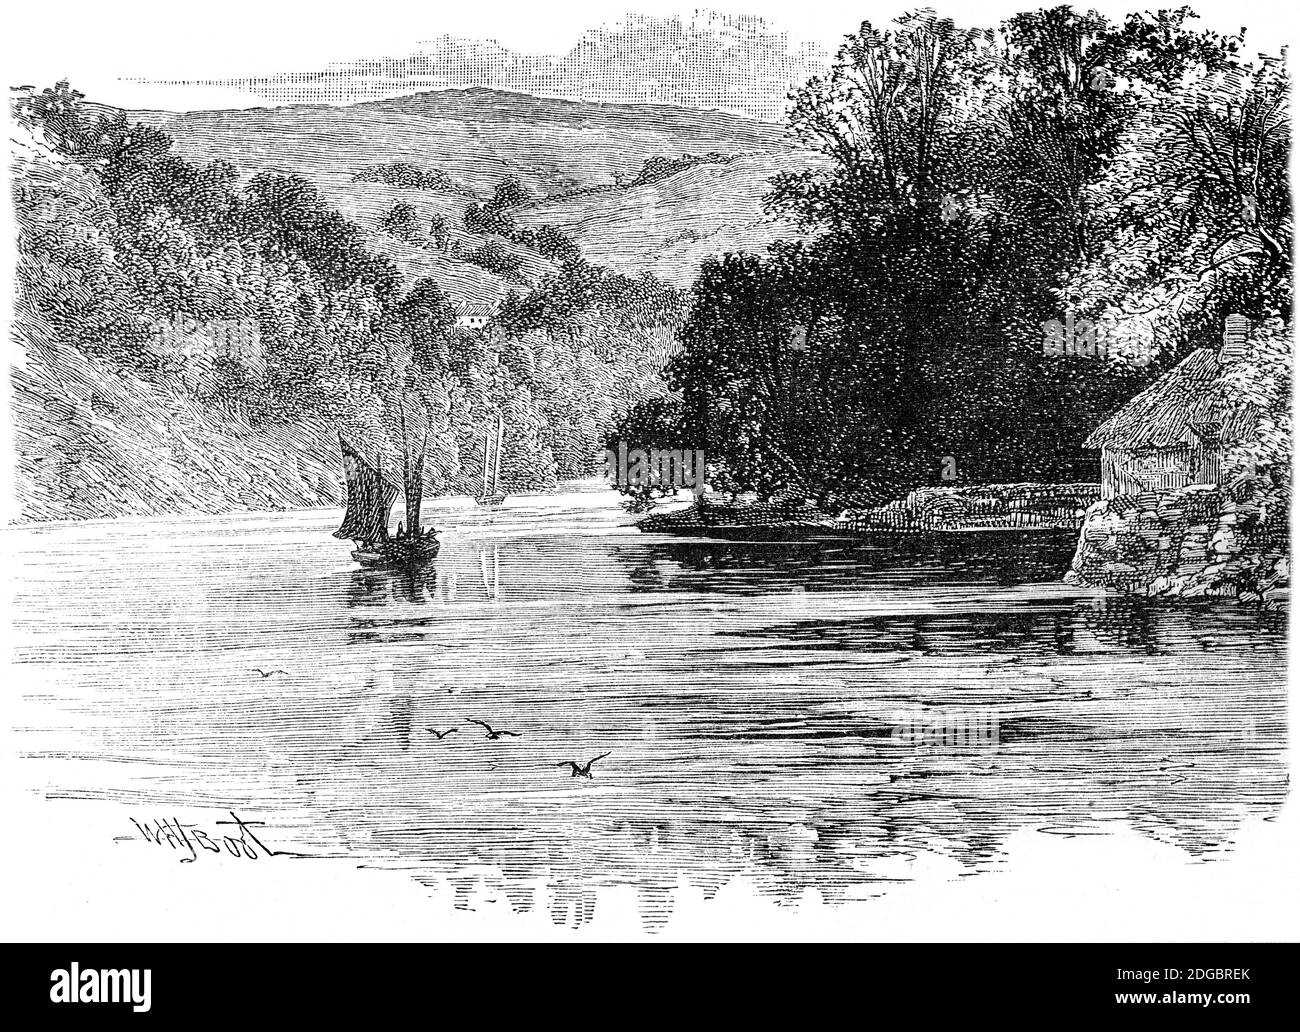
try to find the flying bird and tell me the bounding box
[557,753,611,779]
[424,727,458,740]
[251,668,289,678]
[467,719,521,740]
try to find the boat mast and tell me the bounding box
[492,414,505,496]
[398,396,409,535]
[396,391,425,534]
[376,450,391,540]
[481,422,492,498]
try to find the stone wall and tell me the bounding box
[1065,484,1289,604]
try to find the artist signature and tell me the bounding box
[127,810,285,863]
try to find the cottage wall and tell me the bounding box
[1102,444,1215,499]
[1195,445,1222,488]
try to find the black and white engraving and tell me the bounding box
[4,2,1292,940]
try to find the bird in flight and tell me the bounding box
[424,727,458,740]
[251,668,289,678]
[557,753,611,779]
[467,719,521,740]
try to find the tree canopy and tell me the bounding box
[617,8,1288,509]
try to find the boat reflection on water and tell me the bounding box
[305,518,1288,927]
[344,543,500,608]
[9,499,1288,931]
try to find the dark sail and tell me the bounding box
[334,435,398,542]
[404,450,424,533]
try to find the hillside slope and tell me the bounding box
[129,88,797,196]
[9,120,341,522]
[9,97,690,523]
[12,335,341,523]
[519,152,814,285]
[129,88,816,293]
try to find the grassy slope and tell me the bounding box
[517,152,815,285]
[129,88,817,294]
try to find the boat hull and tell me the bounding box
[350,536,441,569]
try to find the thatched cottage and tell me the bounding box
[1084,315,1255,499]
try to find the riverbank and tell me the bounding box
[634,498,842,539]
[634,482,1288,607]
[635,483,1100,540]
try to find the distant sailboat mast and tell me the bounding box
[493,413,505,496]
[477,412,506,504]
[396,397,425,536]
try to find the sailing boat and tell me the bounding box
[476,413,507,507]
[334,430,440,569]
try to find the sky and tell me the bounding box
[3,1,1294,118]
[120,10,832,123]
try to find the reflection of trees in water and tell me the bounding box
[725,607,1086,658]
[549,879,599,929]
[721,592,1285,662]
[292,531,1287,927]
[611,533,1084,596]
[290,686,1287,927]
[607,536,1287,903]
[612,535,1289,660]
[1080,594,1287,655]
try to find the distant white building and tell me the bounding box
[454,303,497,331]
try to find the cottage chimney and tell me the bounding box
[1220,314,1251,364]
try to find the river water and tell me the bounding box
[6,488,1289,929]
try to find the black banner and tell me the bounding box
[7,943,1296,1023]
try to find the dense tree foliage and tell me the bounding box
[379,201,423,242]
[13,83,685,504]
[618,8,1287,511]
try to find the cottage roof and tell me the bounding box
[1084,348,1257,451]
[455,303,497,319]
